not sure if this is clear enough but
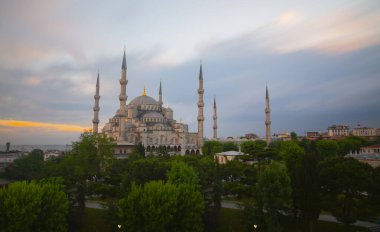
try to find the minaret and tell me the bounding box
[119,47,128,113]
[118,48,128,141]
[158,80,163,108]
[265,84,271,146]
[197,63,204,148]
[213,96,218,139]
[92,72,100,134]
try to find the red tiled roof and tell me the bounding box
[362,144,380,149]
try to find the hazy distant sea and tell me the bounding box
[0,144,72,152]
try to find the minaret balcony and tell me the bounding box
[119,95,127,101]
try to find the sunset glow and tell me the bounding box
[0,120,88,132]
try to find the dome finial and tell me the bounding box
[142,86,147,96]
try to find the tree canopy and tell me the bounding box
[0,178,68,232]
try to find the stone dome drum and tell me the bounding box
[129,95,158,106]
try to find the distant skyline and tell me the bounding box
[0,0,380,144]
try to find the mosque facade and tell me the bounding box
[92,49,209,156]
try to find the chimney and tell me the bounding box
[6,142,10,152]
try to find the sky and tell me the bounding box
[0,0,380,145]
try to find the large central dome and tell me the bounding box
[129,95,158,106]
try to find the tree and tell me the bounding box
[319,157,373,227]
[0,178,68,232]
[337,136,371,156]
[6,149,44,180]
[167,161,200,188]
[118,181,204,232]
[201,141,223,156]
[290,131,298,140]
[279,140,305,162]
[241,140,266,156]
[244,162,291,232]
[132,143,146,157]
[32,178,69,232]
[219,159,247,197]
[71,132,116,177]
[290,154,321,232]
[316,140,338,157]
[222,142,238,152]
[121,157,169,193]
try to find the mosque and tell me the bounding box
[91,49,216,156]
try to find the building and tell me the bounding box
[96,49,206,156]
[0,151,25,172]
[306,131,321,141]
[327,125,349,137]
[352,127,376,137]
[275,132,292,141]
[360,144,380,154]
[215,151,244,164]
[346,144,380,168]
[352,126,378,141]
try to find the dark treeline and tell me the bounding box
[1,133,380,232]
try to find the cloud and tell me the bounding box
[23,76,42,86]
[275,11,300,26]
[0,120,89,132]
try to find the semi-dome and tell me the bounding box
[129,95,158,106]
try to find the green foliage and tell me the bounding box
[6,149,44,180]
[167,161,200,188]
[256,162,291,210]
[34,178,69,232]
[121,157,169,192]
[241,140,266,155]
[71,132,116,177]
[0,178,68,232]
[290,131,298,140]
[245,162,291,232]
[132,143,146,157]
[222,142,238,152]
[279,141,305,162]
[289,154,321,230]
[219,159,247,196]
[202,141,223,156]
[118,181,204,232]
[319,157,373,226]
[316,140,338,157]
[337,136,372,156]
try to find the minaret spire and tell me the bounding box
[119,47,128,112]
[158,80,163,108]
[265,83,271,146]
[122,45,127,69]
[118,47,128,141]
[92,72,100,134]
[213,96,218,139]
[197,62,204,148]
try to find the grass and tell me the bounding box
[81,208,110,232]
[215,208,370,232]
[79,207,370,232]
[281,216,370,232]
